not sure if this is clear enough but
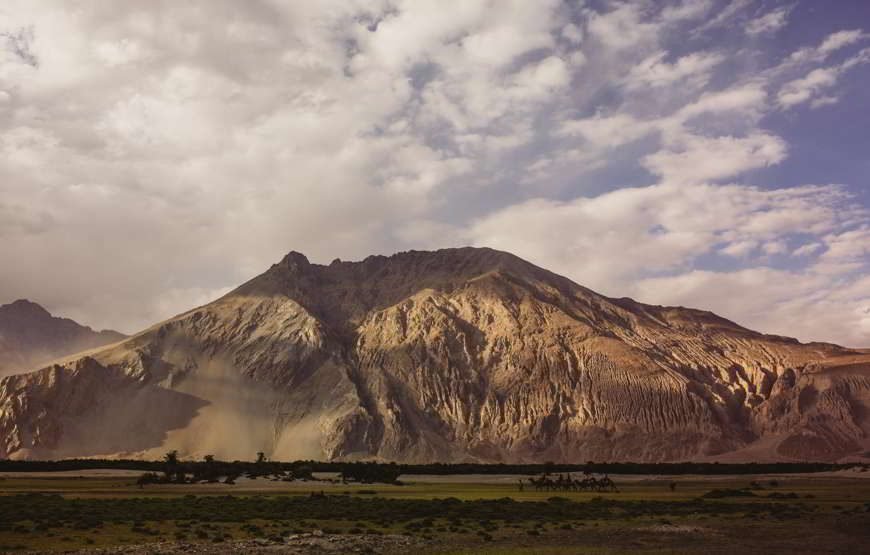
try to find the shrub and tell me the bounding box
[702,488,756,499]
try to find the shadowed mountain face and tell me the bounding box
[1,248,869,462]
[0,300,126,377]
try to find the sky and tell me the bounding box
[0,0,869,346]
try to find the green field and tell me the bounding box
[1,472,868,553]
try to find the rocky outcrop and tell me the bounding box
[1,248,868,462]
[0,299,126,376]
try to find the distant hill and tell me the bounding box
[0,299,125,376]
[1,248,868,462]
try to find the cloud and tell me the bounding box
[793,242,824,257]
[633,268,869,345]
[642,133,787,184]
[93,38,151,67]
[694,0,752,33]
[555,81,771,183]
[816,226,870,274]
[510,55,571,100]
[0,0,578,331]
[558,113,654,148]
[660,0,714,23]
[777,48,870,108]
[0,202,53,236]
[0,0,867,349]
[819,29,867,54]
[778,67,839,108]
[785,29,868,66]
[624,50,723,90]
[633,245,870,348]
[1,26,39,67]
[461,23,554,67]
[677,83,768,119]
[561,23,583,44]
[586,2,657,51]
[745,7,791,36]
[464,182,857,284]
[460,182,867,344]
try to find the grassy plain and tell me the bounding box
[0,472,868,553]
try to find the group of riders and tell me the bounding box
[519,472,619,493]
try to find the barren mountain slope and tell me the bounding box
[0,300,126,377]
[1,248,868,462]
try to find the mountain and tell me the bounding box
[0,299,126,377]
[1,248,869,462]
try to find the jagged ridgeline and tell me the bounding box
[1,247,869,462]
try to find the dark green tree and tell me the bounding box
[162,450,179,481]
[164,450,179,465]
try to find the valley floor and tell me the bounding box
[0,472,868,554]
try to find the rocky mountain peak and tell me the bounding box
[278,250,311,270]
[1,299,52,319]
[1,248,868,463]
[0,300,126,377]
[251,247,562,296]
[232,246,568,330]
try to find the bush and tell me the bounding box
[767,492,799,499]
[702,488,756,499]
[136,472,162,487]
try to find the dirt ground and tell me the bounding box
[0,471,868,554]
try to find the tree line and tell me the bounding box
[0,457,865,478]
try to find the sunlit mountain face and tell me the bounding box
[3,248,869,463]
